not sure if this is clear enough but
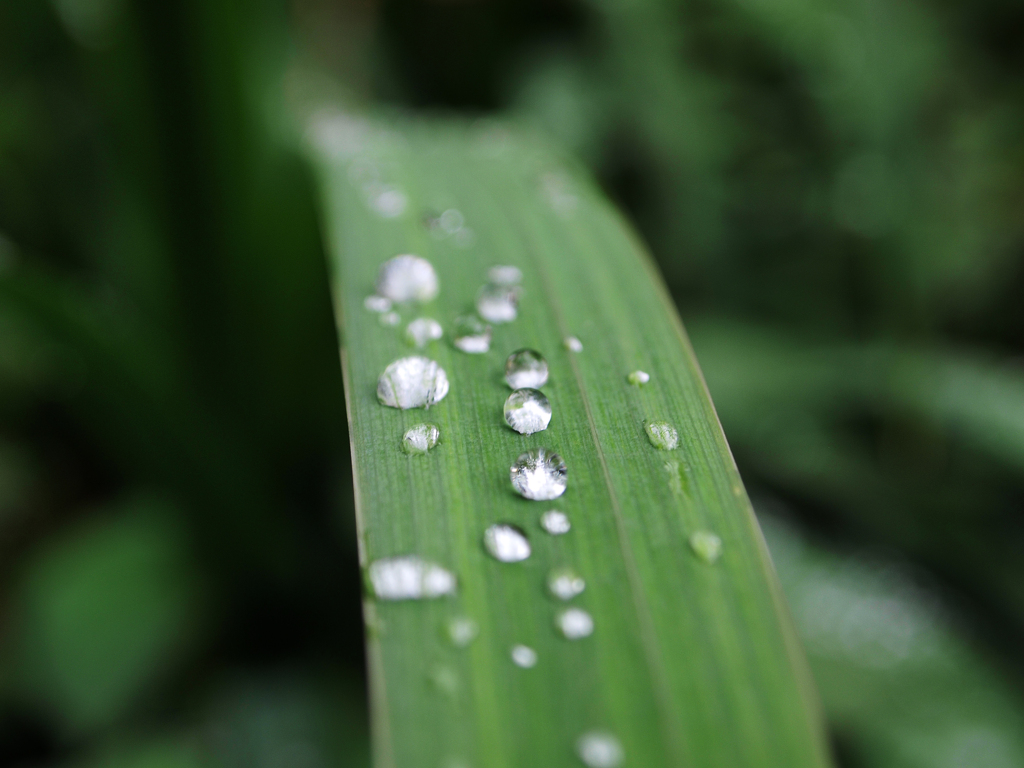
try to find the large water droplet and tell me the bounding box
[564,336,583,353]
[488,265,523,286]
[689,530,723,564]
[368,556,456,600]
[576,732,624,768]
[402,423,440,454]
[556,607,594,639]
[627,370,650,386]
[447,616,479,648]
[510,645,537,668]
[504,389,552,435]
[364,295,392,313]
[405,318,443,348]
[644,420,679,450]
[476,284,520,323]
[377,357,449,409]
[511,448,567,500]
[452,315,492,354]
[540,510,571,535]
[505,349,549,389]
[483,523,531,562]
[548,567,586,601]
[376,255,439,303]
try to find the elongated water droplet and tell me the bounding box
[510,644,537,668]
[644,420,679,450]
[452,315,492,354]
[405,317,443,348]
[504,389,552,435]
[368,556,456,600]
[439,208,464,234]
[664,459,687,496]
[376,255,439,303]
[576,732,624,768]
[380,311,401,327]
[556,607,594,639]
[488,265,522,286]
[476,284,520,323]
[689,530,723,564]
[483,523,531,562]
[627,370,650,386]
[377,357,449,409]
[364,295,392,313]
[511,448,567,500]
[564,336,583,353]
[540,510,571,535]
[402,424,440,454]
[447,616,479,648]
[505,349,548,389]
[548,567,586,601]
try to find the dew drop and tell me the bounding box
[368,556,456,600]
[405,317,443,348]
[439,208,464,234]
[452,315,492,354]
[376,255,439,303]
[402,423,440,454]
[627,370,650,386]
[447,616,479,648]
[564,336,583,353]
[644,420,679,450]
[689,530,723,564]
[483,523,531,563]
[364,295,392,313]
[505,349,549,389]
[576,732,624,768]
[488,265,523,286]
[380,311,401,327]
[540,510,571,535]
[511,448,567,500]
[377,357,450,409]
[510,644,537,668]
[476,284,520,324]
[548,567,586,601]
[371,187,408,219]
[504,389,552,435]
[556,607,594,639]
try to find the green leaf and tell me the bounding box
[307,115,831,768]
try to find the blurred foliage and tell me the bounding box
[2,0,1024,765]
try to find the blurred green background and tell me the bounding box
[2,0,1023,766]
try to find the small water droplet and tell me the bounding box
[447,616,479,648]
[564,336,583,353]
[429,664,459,695]
[540,510,571,535]
[627,370,650,386]
[505,349,549,389]
[511,448,567,500]
[576,732,624,768]
[380,311,401,327]
[364,295,392,313]
[488,265,522,285]
[405,318,443,348]
[402,423,440,454]
[483,523,531,562]
[376,255,439,303]
[548,567,586,601]
[452,315,492,354]
[556,607,594,639]
[378,357,450,409]
[368,556,456,600]
[504,389,552,435]
[644,420,679,450]
[476,284,520,324]
[510,644,537,668]
[439,208,464,234]
[689,530,723,564]
[370,187,408,219]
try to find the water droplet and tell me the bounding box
[664,459,687,496]
[689,530,723,564]
[402,423,440,454]
[439,208,464,234]
[548,567,586,601]
[483,523,531,563]
[429,664,459,695]
[564,336,583,353]
[376,255,439,303]
[556,607,594,639]
[377,357,450,409]
[510,644,537,668]
[371,187,408,219]
[540,172,580,217]
[505,349,549,389]
[380,311,401,327]
[488,265,522,286]
[364,295,392,313]
[368,556,456,600]
[476,284,520,324]
[447,616,479,648]
[511,448,567,500]
[504,389,552,435]
[452,315,492,354]
[644,420,679,450]
[453,227,476,248]
[627,370,650,386]
[576,732,624,768]
[540,510,571,535]
[405,318,443,348]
